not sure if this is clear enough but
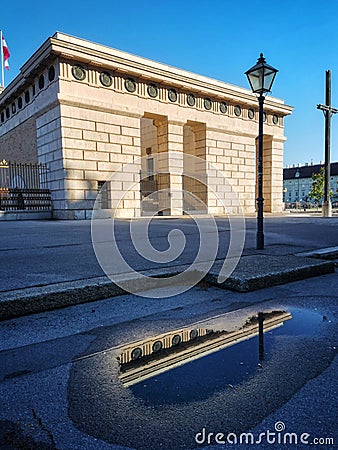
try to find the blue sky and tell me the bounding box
[2,0,338,166]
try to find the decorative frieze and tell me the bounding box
[56,60,283,126]
[0,63,58,127]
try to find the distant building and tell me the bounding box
[283,162,338,204]
[0,32,292,219]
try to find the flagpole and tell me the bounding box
[0,29,4,88]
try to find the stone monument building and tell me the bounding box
[0,33,292,219]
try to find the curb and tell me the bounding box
[0,268,183,321]
[0,256,335,321]
[206,256,335,292]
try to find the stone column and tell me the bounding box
[262,135,285,213]
[183,123,207,212]
[155,119,184,215]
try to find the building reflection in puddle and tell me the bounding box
[67,306,328,450]
[117,310,292,405]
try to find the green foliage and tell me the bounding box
[308,167,333,205]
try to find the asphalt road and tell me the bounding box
[0,214,338,292]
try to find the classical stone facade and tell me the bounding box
[0,32,292,219]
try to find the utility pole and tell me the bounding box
[317,70,338,217]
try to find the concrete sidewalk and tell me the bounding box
[0,252,334,320]
[0,216,337,320]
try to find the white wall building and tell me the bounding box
[0,32,293,219]
[283,162,338,204]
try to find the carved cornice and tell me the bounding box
[0,32,293,118]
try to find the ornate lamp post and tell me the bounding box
[245,54,278,249]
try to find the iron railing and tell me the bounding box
[0,160,51,211]
[0,160,49,189]
[0,188,52,211]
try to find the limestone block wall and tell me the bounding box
[0,116,38,162]
[36,105,65,214]
[0,63,60,164]
[206,130,256,215]
[262,136,284,212]
[182,123,207,210]
[58,103,142,219]
[0,59,63,216]
[156,119,184,215]
[141,118,158,157]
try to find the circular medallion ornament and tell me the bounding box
[204,98,212,110]
[248,108,255,119]
[125,77,137,93]
[152,341,163,353]
[168,88,177,102]
[190,329,198,340]
[131,347,142,360]
[234,105,242,117]
[273,114,279,124]
[147,84,158,98]
[263,112,267,122]
[187,93,196,107]
[100,72,113,87]
[219,102,227,114]
[172,335,182,346]
[72,65,86,81]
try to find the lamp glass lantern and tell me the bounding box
[245,53,278,94]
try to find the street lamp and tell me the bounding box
[245,53,278,249]
[283,187,287,208]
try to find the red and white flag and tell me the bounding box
[2,34,10,70]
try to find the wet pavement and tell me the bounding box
[0,272,337,449]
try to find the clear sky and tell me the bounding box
[2,0,338,166]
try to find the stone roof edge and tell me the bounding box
[0,36,54,104]
[52,33,292,113]
[283,162,338,179]
[0,32,293,116]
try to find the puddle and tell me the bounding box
[68,304,335,450]
[119,308,324,406]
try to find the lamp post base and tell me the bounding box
[256,231,264,250]
[256,194,264,250]
[322,201,332,217]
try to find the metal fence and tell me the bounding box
[0,160,51,211]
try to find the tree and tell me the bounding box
[308,168,333,209]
